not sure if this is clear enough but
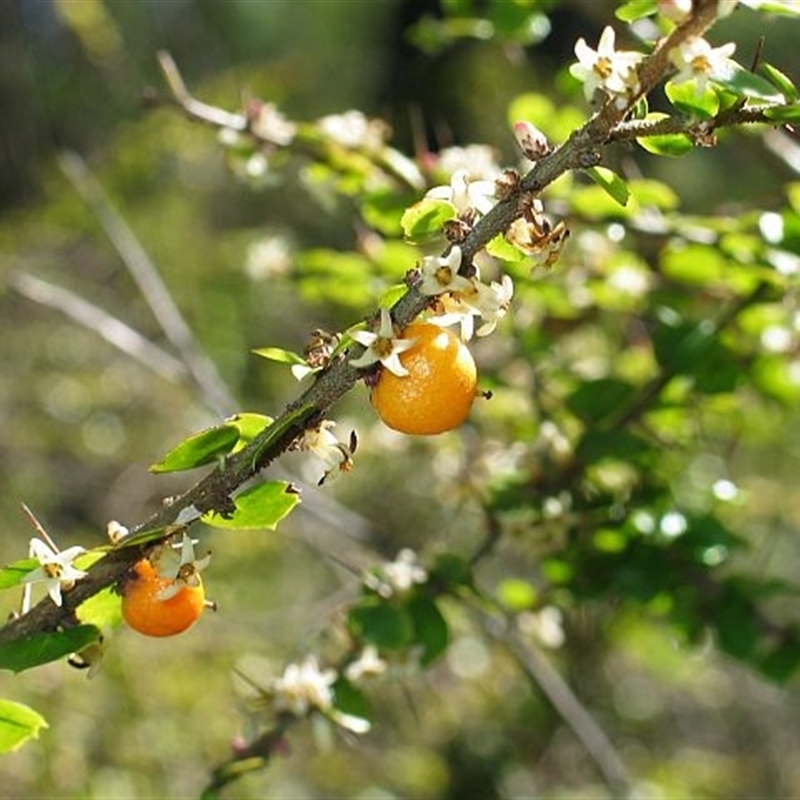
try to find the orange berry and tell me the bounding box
[121,558,205,637]
[370,321,478,435]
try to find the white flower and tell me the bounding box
[297,420,355,485]
[425,169,496,216]
[717,0,738,18]
[365,548,428,598]
[272,656,337,716]
[571,26,644,106]
[669,36,736,95]
[345,645,387,683]
[249,102,296,145]
[428,291,480,341]
[23,537,87,607]
[418,246,473,296]
[317,110,388,151]
[472,275,514,337]
[150,533,211,601]
[349,308,416,377]
[434,145,502,183]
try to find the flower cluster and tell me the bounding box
[364,548,428,599]
[296,420,356,485]
[419,246,514,340]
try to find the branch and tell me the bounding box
[58,151,238,418]
[9,271,187,383]
[0,0,762,648]
[482,612,632,799]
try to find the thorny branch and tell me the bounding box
[0,0,774,648]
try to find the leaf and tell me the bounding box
[577,430,653,465]
[637,133,694,158]
[0,625,101,673]
[585,166,630,207]
[226,413,274,450]
[400,197,455,242]
[0,699,48,754]
[714,64,784,102]
[0,558,39,590]
[76,586,123,630]
[758,62,799,102]
[252,347,308,367]
[348,598,414,650]
[764,104,800,123]
[150,424,240,473]
[408,595,449,665]
[565,379,638,425]
[665,81,719,119]
[615,0,658,22]
[202,481,300,531]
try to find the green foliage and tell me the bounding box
[0,700,48,754]
[202,481,300,531]
[0,625,101,673]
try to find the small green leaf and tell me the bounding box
[0,699,48,753]
[497,578,537,611]
[400,197,456,242]
[637,131,694,157]
[665,80,720,119]
[615,0,657,21]
[764,104,800,123]
[0,558,39,590]
[758,62,799,102]
[585,166,630,207]
[714,64,784,101]
[150,424,241,473]
[252,347,308,367]
[76,586,123,630]
[0,625,101,673]
[348,598,414,650]
[226,413,274,450]
[408,595,449,665]
[202,481,300,531]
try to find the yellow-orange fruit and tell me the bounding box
[371,321,477,435]
[121,558,205,637]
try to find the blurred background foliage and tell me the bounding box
[2,0,800,798]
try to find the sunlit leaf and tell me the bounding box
[764,104,800,123]
[0,625,101,673]
[76,586,123,630]
[758,62,799,102]
[665,80,720,119]
[739,0,800,15]
[252,347,308,366]
[615,0,658,21]
[150,424,240,473]
[497,577,537,611]
[585,166,630,207]
[202,481,300,531]
[714,65,784,101]
[637,130,693,157]
[0,700,48,754]
[0,558,39,590]
[400,197,455,242]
